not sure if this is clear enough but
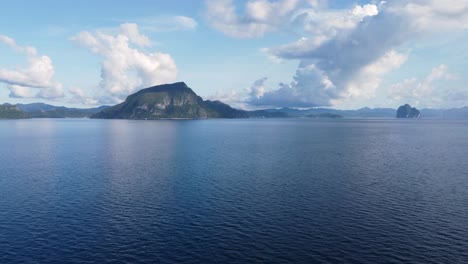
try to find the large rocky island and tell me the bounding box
[396,104,421,118]
[92,82,248,119]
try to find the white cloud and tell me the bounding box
[37,84,65,99]
[205,0,301,38]
[273,3,381,58]
[0,35,64,99]
[172,16,198,30]
[247,77,268,99]
[71,23,178,104]
[203,0,467,108]
[119,23,151,47]
[69,87,99,105]
[247,0,468,108]
[208,89,247,109]
[388,64,463,108]
[249,63,339,107]
[246,1,273,22]
[8,85,35,98]
[0,35,37,56]
[209,77,270,109]
[307,0,327,8]
[351,4,379,18]
[344,50,409,100]
[267,36,328,61]
[251,3,399,107]
[393,0,468,32]
[135,16,198,32]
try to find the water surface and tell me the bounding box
[1,118,467,263]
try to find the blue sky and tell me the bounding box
[0,0,467,109]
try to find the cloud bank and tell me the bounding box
[205,0,301,38]
[207,0,468,108]
[388,64,464,108]
[71,23,178,104]
[256,2,411,107]
[0,35,64,99]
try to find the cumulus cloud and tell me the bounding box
[71,23,178,103]
[393,0,468,32]
[0,35,64,99]
[388,64,463,108]
[205,1,398,107]
[205,0,301,38]
[249,63,339,107]
[292,3,379,36]
[250,0,468,108]
[8,85,35,98]
[208,89,247,109]
[119,23,151,47]
[269,3,381,60]
[250,3,404,107]
[247,77,268,99]
[68,87,99,105]
[209,77,269,109]
[343,50,409,100]
[205,0,467,108]
[352,4,379,18]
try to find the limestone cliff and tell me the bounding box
[91,82,248,119]
[396,104,421,118]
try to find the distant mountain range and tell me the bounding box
[260,107,397,118]
[257,106,468,119]
[1,82,468,120]
[0,103,109,119]
[18,103,109,118]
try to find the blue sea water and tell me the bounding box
[0,118,468,264]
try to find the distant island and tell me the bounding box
[0,104,29,119]
[1,82,468,120]
[396,104,421,118]
[0,103,108,119]
[91,82,248,119]
[307,113,343,119]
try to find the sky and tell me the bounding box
[0,0,467,110]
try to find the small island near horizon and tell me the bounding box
[396,104,421,118]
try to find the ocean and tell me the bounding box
[1,118,467,263]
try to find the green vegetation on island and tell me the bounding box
[91,82,248,119]
[17,103,109,118]
[0,103,109,119]
[396,104,421,118]
[0,104,30,119]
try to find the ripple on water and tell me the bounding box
[0,119,468,263]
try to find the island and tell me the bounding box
[307,113,343,119]
[91,82,248,119]
[396,104,421,118]
[0,104,29,119]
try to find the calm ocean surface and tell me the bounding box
[1,118,467,264]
